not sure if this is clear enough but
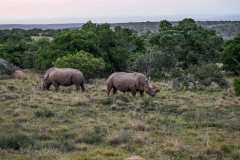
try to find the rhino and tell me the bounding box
[106,72,159,97]
[42,67,85,91]
[12,70,27,80]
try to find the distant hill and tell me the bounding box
[111,21,240,40]
[0,21,240,39]
[0,23,84,30]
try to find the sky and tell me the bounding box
[0,0,240,24]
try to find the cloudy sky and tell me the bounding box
[0,0,240,24]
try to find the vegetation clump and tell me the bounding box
[222,34,240,74]
[172,64,228,90]
[0,133,35,150]
[54,50,105,79]
[77,126,107,144]
[234,79,240,96]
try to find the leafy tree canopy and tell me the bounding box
[150,18,224,68]
[54,50,105,79]
[222,34,240,74]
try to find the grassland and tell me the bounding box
[0,73,240,160]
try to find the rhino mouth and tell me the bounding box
[145,84,159,97]
[147,91,157,97]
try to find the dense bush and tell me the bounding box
[54,50,105,78]
[189,64,227,87]
[128,49,177,79]
[0,22,144,72]
[0,29,55,69]
[33,38,56,70]
[222,34,240,74]
[51,22,144,72]
[172,64,228,90]
[151,18,223,68]
[234,79,240,96]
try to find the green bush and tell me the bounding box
[0,133,35,150]
[34,108,55,118]
[189,64,228,88]
[222,34,240,74]
[108,129,133,145]
[54,50,105,79]
[173,64,228,90]
[234,79,240,96]
[78,126,107,144]
[151,19,223,68]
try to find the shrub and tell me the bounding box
[34,109,55,118]
[151,19,223,68]
[54,50,105,79]
[0,133,35,150]
[37,139,75,152]
[222,34,240,74]
[190,64,221,82]
[78,126,107,144]
[128,50,177,80]
[172,64,228,90]
[234,79,240,96]
[108,129,133,145]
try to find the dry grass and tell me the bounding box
[0,72,240,160]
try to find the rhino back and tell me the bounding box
[49,68,83,85]
[111,73,137,91]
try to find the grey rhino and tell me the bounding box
[42,67,85,91]
[106,72,159,97]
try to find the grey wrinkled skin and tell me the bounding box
[42,67,85,92]
[106,72,159,97]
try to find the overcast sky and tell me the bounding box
[0,0,240,24]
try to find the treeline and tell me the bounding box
[0,19,239,82]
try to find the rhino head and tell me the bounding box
[144,83,160,97]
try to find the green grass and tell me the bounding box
[0,73,240,160]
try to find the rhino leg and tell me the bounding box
[53,82,59,91]
[45,82,52,90]
[113,87,117,95]
[76,85,80,91]
[140,90,144,97]
[81,83,85,92]
[131,90,137,96]
[107,84,113,96]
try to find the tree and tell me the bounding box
[222,34,240,74]
[34,39,56,70]
[54,50,105,79]
[159,20,173,31]
[52,30,99,56]
[51,23,144,72]
[150,19,223,69]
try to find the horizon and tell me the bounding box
[1,14,240,25]
[0,0,240,24]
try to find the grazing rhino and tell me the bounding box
[12,70,27,80]
[42,67,85,91]
[106,72,159,97]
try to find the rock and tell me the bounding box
[127,156,145,160]
[12,70,27,79]
[0,58,16,79]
